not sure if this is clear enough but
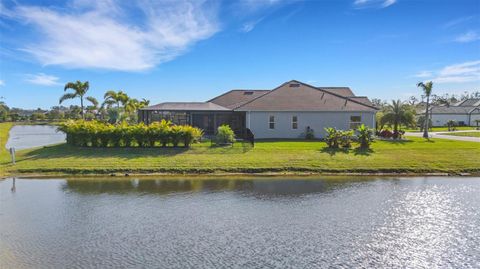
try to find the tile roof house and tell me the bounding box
[139,80,377,138]
[429,98,480,126]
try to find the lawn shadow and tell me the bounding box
[380,139,415,145]
[319,147,350,156]
[21,143,192,161]
[353,147,374,156]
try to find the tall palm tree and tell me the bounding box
[380,100,415,134]
[103,90,129,109]
[417,81,433,138]
[60,81,90,119]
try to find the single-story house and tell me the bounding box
[429,98,480,126]
[138,80,377,139]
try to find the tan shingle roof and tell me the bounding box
[236,81,377,112]
[321,87,354,97]
[209,90,270,109]
[347,96,374,107]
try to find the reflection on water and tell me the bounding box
[5,125,65,150]
[62,178,338,196]
[1,177,479,268]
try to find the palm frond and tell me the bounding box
[86,96,99,107]
[59,93,77,104]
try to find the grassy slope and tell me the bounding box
[2,131,479,175]
[0,122,13,176]
[438,132,480,138]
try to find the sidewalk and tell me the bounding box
[405,130,480,142]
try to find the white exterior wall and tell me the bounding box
[470,111,480,125]
[246,111,376,139]
[430,113,470,126]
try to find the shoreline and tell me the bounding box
[2,170,479,180]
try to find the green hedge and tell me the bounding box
[58,120,203,148]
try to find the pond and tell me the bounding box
[5,125,66,150]
[1,177,479,268]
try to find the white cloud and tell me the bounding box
[240,0,284,11]
[443,16,473,29]
[241,18,264,32]
[9,0,219,71]
[25,73,62,86]
[416,60,480,84]
[0,80,4,86]
[353,0,396,9]
[413,71,433,78]
[454,31,480,43]
[434,60,480,83]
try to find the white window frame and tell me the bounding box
[292,115,298,129]
[349,115,362,129]
[269,115,275,129]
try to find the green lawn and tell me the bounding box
[1,122,480,176]
[404,126,477,132]
[438,132,480,138]
[0,122,13,173]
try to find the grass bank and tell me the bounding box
[0,122,13,176]
[1,121,479,177]
[438,132,480,138]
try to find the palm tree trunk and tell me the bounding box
[423,95,429,138]
[80,97,85,119]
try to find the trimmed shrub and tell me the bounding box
[215,125,235,145]
[305,126,315,140]
[58,120,203,148]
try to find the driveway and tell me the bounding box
[405,130,480,142]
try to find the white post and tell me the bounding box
[9,147,15,164]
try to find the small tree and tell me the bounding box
[357,124,374,149]
[324,127,340,149]
[339,130,354,148]
[446,120,457,131]
[215,125,235,145]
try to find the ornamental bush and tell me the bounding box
[324,127,340,149]
[215,125,235,145]
[58,120,203,148]
[356,124,374,149]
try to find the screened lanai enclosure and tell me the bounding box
[138,102,246,136]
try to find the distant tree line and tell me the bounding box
[0,80,150,124]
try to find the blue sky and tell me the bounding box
[0,0,479,109]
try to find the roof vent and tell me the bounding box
[289,83,300,88]
[244,91,254,95]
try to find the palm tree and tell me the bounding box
[417,81,433,138]
[86,96,99,112]
[380,100,415,135]
[103,90,129,109]
[60,81,90,119]
[124,98,150,116]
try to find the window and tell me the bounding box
[244,91,254,95]
[289,83,300,87]
[292,116,298,129]
[269,115,275,129]
[350,116,362,129]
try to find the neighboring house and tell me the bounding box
[430,98,480,126]
[138,80,377,139]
